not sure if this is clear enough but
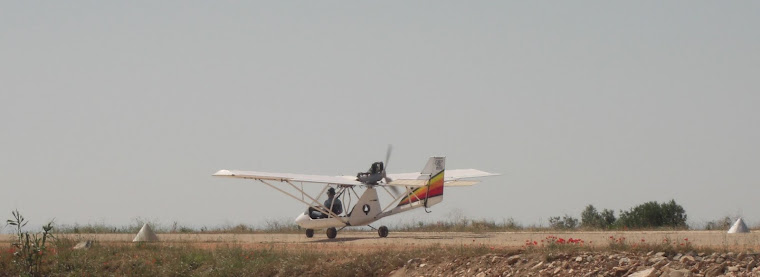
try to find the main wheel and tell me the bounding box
[326,227,337,239]
[305,229,314,238]
[378,226,389,238]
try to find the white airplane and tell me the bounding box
[213,148,498,239]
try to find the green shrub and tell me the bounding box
[704,216,732,230]
[548,214,578,230]
[6,209,55,276]
[581,205,617,229]
[616,199,687,229]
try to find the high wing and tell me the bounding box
[386,169,499,187]
[213,169,362,186]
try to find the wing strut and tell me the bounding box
[257,180,346,224]
[380,185,407,213]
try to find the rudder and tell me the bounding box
[397,157,445,208]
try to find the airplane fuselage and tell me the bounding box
[294,187,384,229]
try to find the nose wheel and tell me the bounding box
[305,229,314,238]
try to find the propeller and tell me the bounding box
[382,145,401,196]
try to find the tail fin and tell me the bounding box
[397,157,445,208]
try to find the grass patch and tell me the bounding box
[518,233,718,257]
[54,218,302,235]
[1,238,511,276]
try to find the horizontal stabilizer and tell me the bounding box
[386,168,499,186]
[387,179,482,187]
[387,179,428,187]
[444,180,480,187]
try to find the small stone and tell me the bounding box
[672,253,683,261]
[746,259,757,271]
[506,255,520,265]
[737,252,747,260]
[653,259,668,269]
[73,240,92,250]
[728,266,739,272]
[629,268,654,277]
[704,263,726,277]
[656,252,666,257]
[419,263,426,268]
[668,269,691,277]
[716,257,725,263]
[679,255,695,263]
[583,269,600,277]
[575,256,583,262]
[620,257,632,265]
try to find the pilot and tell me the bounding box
[309,187,343,219]
[323,187,343,215]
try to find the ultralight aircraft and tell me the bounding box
[213,147,498,239]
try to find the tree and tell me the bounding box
[616,199,687,229]
[704,216,732,230]
[549,214,578,230]
[581,205,603,229]
[601,209,616,226]
[660,199,687,227]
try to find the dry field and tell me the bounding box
[3,230,760,276]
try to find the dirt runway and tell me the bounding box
[3,231,759,251]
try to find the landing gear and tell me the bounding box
[378,226,389,238]
[326,227,337,239]
[305,229,314,238]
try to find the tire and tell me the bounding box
[378,226,389,238]
[305,229,314,238]
[326,227,337,239]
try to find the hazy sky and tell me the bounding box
[2,2,759,230]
